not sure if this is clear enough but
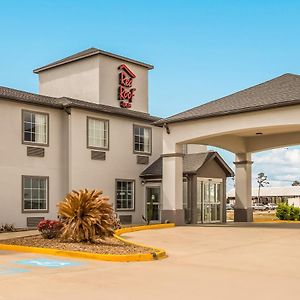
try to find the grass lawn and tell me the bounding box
[227,210,278,222]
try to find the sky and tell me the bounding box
[1,0,300,188]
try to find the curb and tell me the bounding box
[254,220,300,223]
[0,223,175,262]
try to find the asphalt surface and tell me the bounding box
[1,223,300,300]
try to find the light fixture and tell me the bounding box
[256,132,263,135]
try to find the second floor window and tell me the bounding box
[134,125,151,154]
[23,110,48,145]
[87,117,109,149]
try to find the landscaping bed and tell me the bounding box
[0,235,153,255]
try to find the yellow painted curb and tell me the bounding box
[0,223,175,262]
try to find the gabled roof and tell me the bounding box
[33,47,154,73]
[0,85,160,122]
[155,73,300,125]
[140,151,234,178]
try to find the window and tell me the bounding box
[23,110,48,145]
[22,176,48,212]
[116,180,135,210]
[87,117,109,149]
[133,125,151,154]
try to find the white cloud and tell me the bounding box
[210,145,300,189]
[252,146,300,187]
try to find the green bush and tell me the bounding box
[276,203,290,220]
[276,203,300,221]
[291,206,300,221]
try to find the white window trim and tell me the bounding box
[87,117,109,150]
[22,175,49,213]
[133,125,152,155]
[115,179,135,211]
[22,110,49,146]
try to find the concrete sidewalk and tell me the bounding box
[0,230,38,240]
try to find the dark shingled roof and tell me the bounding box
[155,73,300,125]
[33,47,154,73]
[0,86,160,122]
[140,152,234,178]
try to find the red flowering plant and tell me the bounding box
[37,220,64,239]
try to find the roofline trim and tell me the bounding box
[0,92,160,123]
[33,48,154,73]
[155,98,300,125]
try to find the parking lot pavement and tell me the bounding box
[1,224,300,300]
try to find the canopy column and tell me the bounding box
[161,151,185,225]
[234,153,253,222]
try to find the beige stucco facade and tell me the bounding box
[39,53,149,113]
[0,100,69,227]
[0,99,162,228]
[0,49,161,228]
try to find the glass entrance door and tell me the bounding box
[146,187,160,222]
[196,178,222,223]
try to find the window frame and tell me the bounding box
[22,175,49,213]
[22,109,49,147]
[86,116,110,151]
[115,179,135,211]
[133,124,152,155]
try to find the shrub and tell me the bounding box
[110,212,122,230]
[276,203,300,221]
[57,189,115,243]
[290,206,300,221]
[276,203,290,220]
[37,220,63,239]
[0,224,16,232]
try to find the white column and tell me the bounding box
[162,149,184,225]
[234,153,253,222]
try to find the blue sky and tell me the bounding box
[1,0,300,188]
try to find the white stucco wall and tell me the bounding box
[39,56,100,104]
[68,108,162,224]
[0,99,162,227]
[38,54,149,113]
[0,100,68,228]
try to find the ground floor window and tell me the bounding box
[116,180,135,210]
[22,176,48,212]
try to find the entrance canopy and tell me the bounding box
[155,73,300,224]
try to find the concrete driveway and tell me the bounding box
[1,223,300,300]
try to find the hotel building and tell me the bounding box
[0,48,233,228]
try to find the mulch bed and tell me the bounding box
[0,235,154,255]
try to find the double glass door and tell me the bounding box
[196,178,222,223]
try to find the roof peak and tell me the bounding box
[33,47,154,73]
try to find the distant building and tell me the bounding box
[227,186,300,205]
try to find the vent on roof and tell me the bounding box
[91,150,106,160]
[137,155,149,165]
[27,217,44,228]
[119,215,132,224]
[27,147,45,157]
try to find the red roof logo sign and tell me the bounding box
[118,64,136,108]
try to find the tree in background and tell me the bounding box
[257,172,269,204]
[292,180,300,186]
